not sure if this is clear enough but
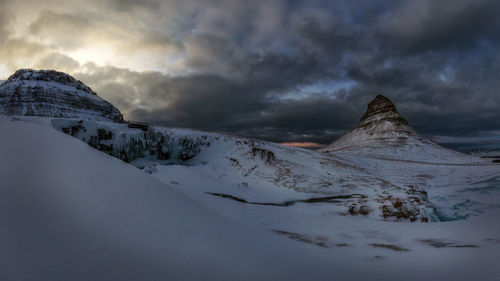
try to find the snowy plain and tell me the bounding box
[0,118,341,281]
[1,116,500,280]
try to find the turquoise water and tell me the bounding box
[436,198,480,221]
[436,176,500,221]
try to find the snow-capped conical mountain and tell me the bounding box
[322,95,480,163]
[0,69,123,121]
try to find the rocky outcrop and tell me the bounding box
[0,69,123,122]
[52,119,211,164]
[355,95,410,130]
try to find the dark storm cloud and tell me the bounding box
[377,0,500,54]
[4,0,500,144]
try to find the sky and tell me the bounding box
[1,0,499,147]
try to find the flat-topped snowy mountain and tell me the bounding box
[0,69,123,122]
[321,95,481,164]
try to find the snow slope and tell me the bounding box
[0,118,343,281]
[1,117,500,281]
[146,134,500,281]
[49,117,438,222]
[322,95,482,164]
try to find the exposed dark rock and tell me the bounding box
[207,192,367,207]
[355,95,410,130]
[251,146,276,161]
[272,230,329,248]
[369,243,410,252]
[377,186,435,222]
[417,239,479,248]
[348,204,371,216]
[54,119,209,164]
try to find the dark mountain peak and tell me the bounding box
[355,95,409,129]
[366,95,397,115]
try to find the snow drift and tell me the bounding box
[0,118,346,281]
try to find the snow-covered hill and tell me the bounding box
[321,95,482,164]
[2,115,500,281]
[49,117,437,222]
[0,70,499,280]
[0,117,344,281]
[0,69,123,121]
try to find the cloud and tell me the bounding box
[34,52,81,73]
[130,33,183,55]
[377,0,500,54]
[1,0,500,144]
[111,0,161,12]
[29,10,95,50]
[70,64,361,144]
[0,39,49,72]
[0,12,12,43]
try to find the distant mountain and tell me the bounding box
[0,69,123,121]
[322,95,481,163]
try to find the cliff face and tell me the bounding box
[322,95,481,164]
[355,95,410,130]
[0,69,123,122]
[51,119,209,166]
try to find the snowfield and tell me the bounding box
[1,116,500,280]
[0,117,339,281]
